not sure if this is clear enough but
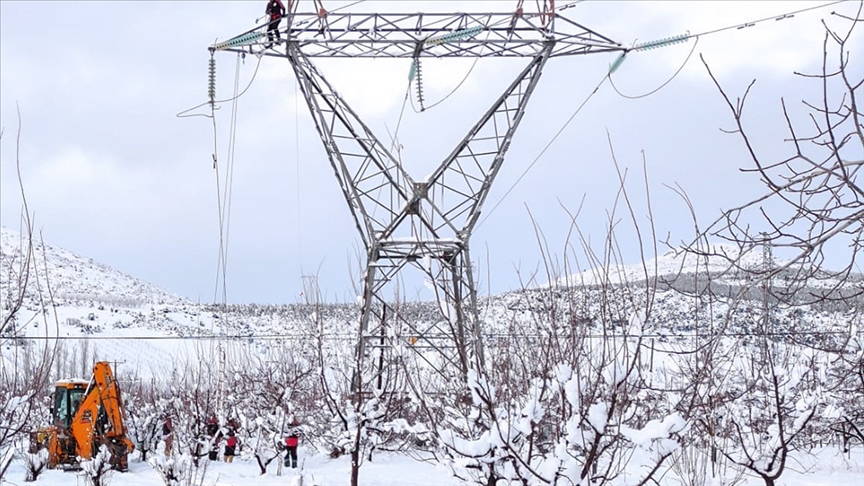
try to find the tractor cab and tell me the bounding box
[53,380,88,428]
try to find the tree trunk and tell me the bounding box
[350,448,360,486]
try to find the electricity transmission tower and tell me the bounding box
[211,4,623,390]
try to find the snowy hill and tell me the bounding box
[558,244,774,287]
[0,227,190,307]
[1,227,859,374]
[1,227,217,376]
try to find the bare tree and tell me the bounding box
[689,10,864,476]
[696,8,863,304]
[0,108,56,481]
[711,321,821,486]
[303,271,413,484]
[123,375,163,462]
[226,340,315,475]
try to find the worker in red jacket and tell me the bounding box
[284,431,299,468]
[265,0,286,45]
[224,431,239,463]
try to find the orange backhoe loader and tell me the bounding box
[31,361,135,471]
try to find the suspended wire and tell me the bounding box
[478,71,610,229]
[477,0,849,228]
[330,0,366,14]
[209,104,222,299]
[293,62,304,293]
[18,328,858,342]
[688,0,848,39]
[213,53,244,305]
[225,55,243,302]
[609,36,700,100]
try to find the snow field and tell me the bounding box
[3,446,862,485]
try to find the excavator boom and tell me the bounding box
[34,361,135,471]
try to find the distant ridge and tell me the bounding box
[556,244,783,288]
[0,226,190,307]
[0,226,857,378]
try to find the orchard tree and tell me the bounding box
[0,109,56,481]
[692,9,863,468]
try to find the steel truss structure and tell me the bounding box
[213,7,623,389]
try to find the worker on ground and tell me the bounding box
[266,0,286,45]
[162,414,174,456]
[223,431,239,463]
[206,416,222,460]
[284,430,299,468]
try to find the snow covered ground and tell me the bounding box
[4,446,862,485]
[5,448,462,486]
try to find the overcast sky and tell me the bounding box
[1,1,861,304]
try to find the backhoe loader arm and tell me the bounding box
[90,362,129,440]
[67,362,134,469]
[38,361,134,471]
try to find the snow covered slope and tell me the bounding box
[1,227,859,376]
[1,227,189,307]
[556,244,775,287]
[1,227,214,376]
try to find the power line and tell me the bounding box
[688,0,848,39]
[15,328,859,342]
[478,70,609,229]
[476,0,852,227]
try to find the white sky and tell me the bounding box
[1,1,861,304]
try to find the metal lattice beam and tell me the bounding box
[214,11,624,58]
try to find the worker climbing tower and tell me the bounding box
[211,2,624,393]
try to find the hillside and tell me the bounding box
[1,227,189,307]
[1,227,212,376]
[1,227,859,375]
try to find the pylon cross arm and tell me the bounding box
[214,11,622,58]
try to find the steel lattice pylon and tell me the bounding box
[212,7,623,389]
